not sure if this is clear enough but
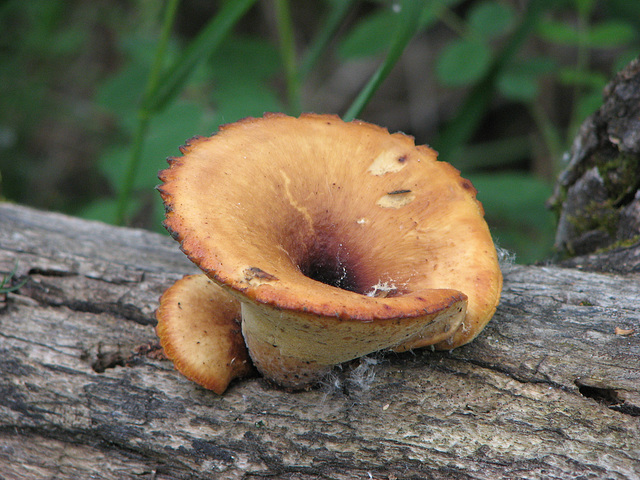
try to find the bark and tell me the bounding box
[549,57,640,272]
[0,202,639,480]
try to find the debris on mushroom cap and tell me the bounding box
[156,113,503,391]
[156,274,253,394]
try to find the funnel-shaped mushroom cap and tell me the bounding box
[158,113,502,389]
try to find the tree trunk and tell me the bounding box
[1,201,639,479]
[549,56,640,272]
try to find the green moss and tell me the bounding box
[593,234,640,254]
[595,150,640,205]
[567,198,620,237]
[561,149,639,255]
[548,147,638,223]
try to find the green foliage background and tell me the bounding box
[1,0,639,264]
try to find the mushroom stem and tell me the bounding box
[239,295,466,389]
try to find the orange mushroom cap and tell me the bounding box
[156,274,253,394]
[156,113,502,390]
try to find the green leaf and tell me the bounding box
[587,21,636,48]
[99,101,212,193]
[98,147,129,193]
[337,0,459,60]
[342,0,426,121]
[497,70,539,101]
[95,61,149,130]
[147,0,257,113]
[338,9,397,59]
[212,80,283,124]
[538,18,635,48]
[209,36,284,122]
[468,1,515,39]
[497,56,556,101]
[95,33,183,131]
[467,172,555,264]
[454,136,532,170]
[77,198,121,224]
[299,0,355,80]
[537,19,580,45]
[436,38,492,86]
[604,0,640,21]
[151,194,168,233]
[558,67,607,88]
[613,49,640,73]
[209,36,281,82]
[433,0,554,160]
[419,0,466,29]
[575,90,604,124]
[575,0,595,17]
[141,102,214,188]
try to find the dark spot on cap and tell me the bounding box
[460,179,475,192]
[388,189,412,195]
[245,267,278,282]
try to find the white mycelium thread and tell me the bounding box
[320,356,381,397]
[496,245,516,271]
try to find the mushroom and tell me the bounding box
[156,113,502,391]
[155,274,252,394]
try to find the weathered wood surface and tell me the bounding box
[0,202,639,480]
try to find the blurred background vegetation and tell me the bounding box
[0,0,638,264]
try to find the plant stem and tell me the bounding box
[275,0,301,115]
[115,0,256,225]
[148,0,257,113]
[343,0,425,121]
[529,101,563,174]
[437,5,467,37]
[0,261,29,293]
[116,0,180,225]
[433,0,552,163]
[298,0,356,82]
[568,0,593,140]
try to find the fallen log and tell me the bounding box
[0,202,638,479]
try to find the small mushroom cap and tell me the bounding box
[156,274,252,394]
[158,113,501,354]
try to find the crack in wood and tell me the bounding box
[455,356,561,385]
[27,267,77,278]
[575,379,640,417]
[16,280,155,325]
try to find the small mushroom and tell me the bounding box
[156,274,252,394]
[156,113,502,391]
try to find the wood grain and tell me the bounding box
[1,203,638,479]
